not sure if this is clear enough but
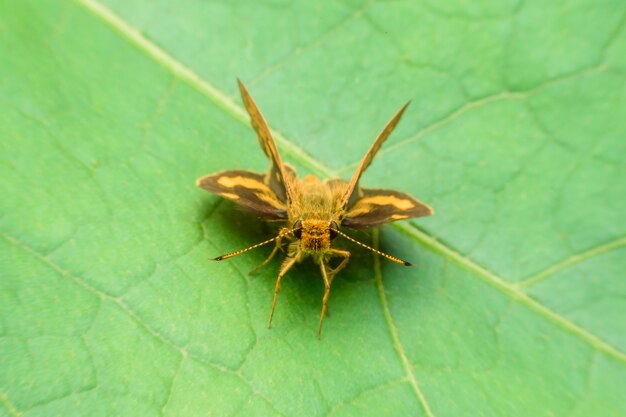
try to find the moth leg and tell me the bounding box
[249,227,289,275]
[318,261,332,338]
[326,249,351,284]
[319,249,350,319]
[268,256,298,329]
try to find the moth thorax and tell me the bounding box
[299,219,331,253]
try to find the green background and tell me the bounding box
[2,0,626,415]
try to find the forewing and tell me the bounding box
[341,188,433,228]
[238,79,294,204]
[196,170,288,220]
[339,102,410,210]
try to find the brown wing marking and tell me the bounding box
[237,79,293,204]
[339,102,410,210]
[341,188,433,228]
[196,170,288,220]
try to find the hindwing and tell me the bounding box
[341,188,433,228]
[196,170,288,220]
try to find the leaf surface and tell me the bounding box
[1,0,625,416]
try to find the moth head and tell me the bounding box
[291,219,339,252]
[292,219,339,240]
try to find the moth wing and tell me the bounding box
[341,188,433,229]
[196,170,288,220]
[283,162,297,178]
[238,79,294,204]
[339,102,410,210]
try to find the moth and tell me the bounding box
[197,80,433,337]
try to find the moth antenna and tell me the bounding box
[212,229,294,261]
[331,228,413,266]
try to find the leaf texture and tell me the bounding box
[1,0,625,416]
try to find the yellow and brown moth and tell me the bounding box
[197,80,433,336]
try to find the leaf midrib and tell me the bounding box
[75,0,626,367]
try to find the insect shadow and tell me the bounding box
[202,198,380,321]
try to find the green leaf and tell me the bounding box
[1,0,625,416]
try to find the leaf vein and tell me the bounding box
[325,378,407,417]
[372,229,435,417]
[394,223,626,364]
[0,390,22,417]
[339,60,609,174]
[0,230,281,412]
[160,353,185,416]
[248,0,374,88]
[518,236,626,289]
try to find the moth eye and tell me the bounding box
[293,219,303,239]
[329,221,339,240]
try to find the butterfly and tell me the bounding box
[197,80,433,337]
